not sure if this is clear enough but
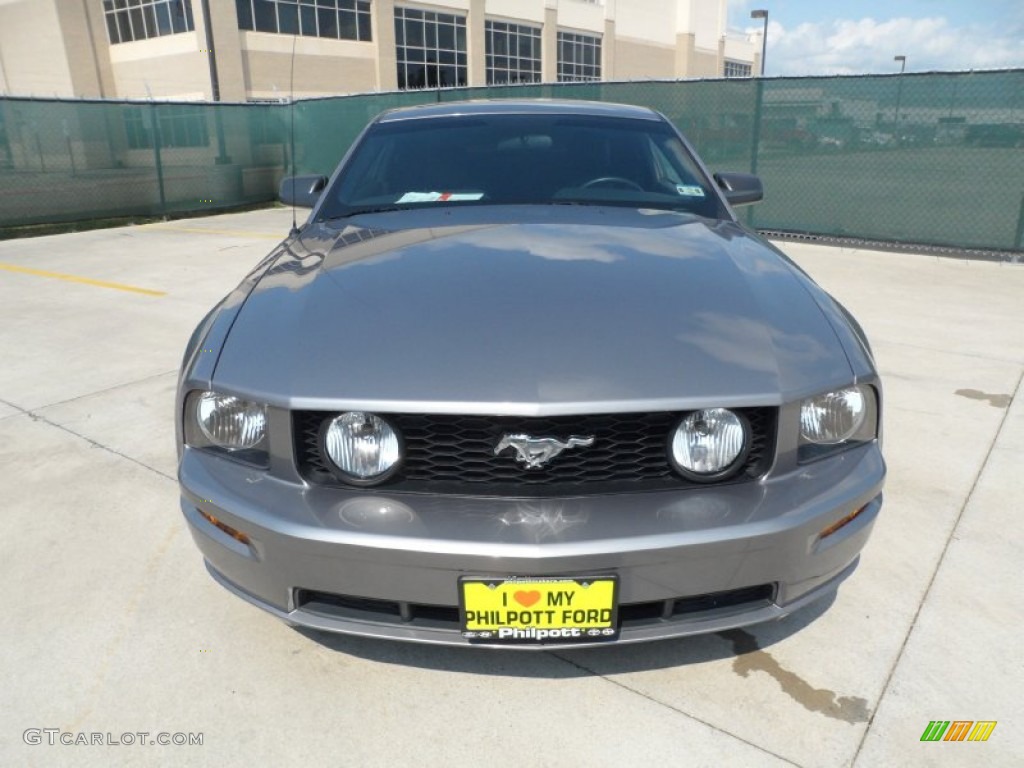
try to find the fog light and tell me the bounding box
[323,412,401,483]
[670,408,749,481]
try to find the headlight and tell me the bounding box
[196,392,266,449]
[800,386,866,444]
[323,412,401,484]
[184,391,268,466]
[799,384,877,462]
[669,408,749,481]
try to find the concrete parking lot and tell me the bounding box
[1,208,1021,767]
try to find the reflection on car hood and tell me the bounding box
[213,206,853,413]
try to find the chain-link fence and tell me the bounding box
[0,98,286,226]
[2,69,1023,252]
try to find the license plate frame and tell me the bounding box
[459,576,619,644]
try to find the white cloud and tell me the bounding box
[752,16,1024,76]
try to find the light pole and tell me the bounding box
[748,9,769,229]
[893,55,906,142]
[751,10,768,76]
[200,0,231,164]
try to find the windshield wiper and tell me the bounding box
[327,205,405,220]
[551,198,691,213]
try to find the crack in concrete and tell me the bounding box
[721,629,870,724]
[549,651,802,766]
[851,367,1024,766]
[874,339,1024,366]
[64,522,182,733]
[0,398,22,424]
[22,368,179,413]
[2,401,175,483]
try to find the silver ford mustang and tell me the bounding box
[176,100,885,648]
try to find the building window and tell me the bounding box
[556,31,601,82]
[236,0,372,41]
[394,7,467,89]
[123,106,210,149]
[724,60,752,78]
[103,0,194,44]
[485,21,541,85]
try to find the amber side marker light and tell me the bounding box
[819,504,869,539]
[199,510,252,546]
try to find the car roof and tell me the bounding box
[375,99,663,123]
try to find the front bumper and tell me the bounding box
[179,442,884,648]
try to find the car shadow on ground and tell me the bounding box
[293,592,836,679]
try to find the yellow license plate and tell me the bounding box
[460,576,618,643]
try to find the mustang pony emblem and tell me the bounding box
[494,434,595,469]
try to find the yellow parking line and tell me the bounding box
[151,226,283,239]
[0,263,166,297]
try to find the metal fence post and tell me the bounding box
[149,104,167,217]
[1014,192,1024,255]
[30,120,46,172]
[62,118,76,176]
[213,105,230,164]
[746,78,765,228]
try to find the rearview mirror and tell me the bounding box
[279,175,328,208]
[714,172,763,206]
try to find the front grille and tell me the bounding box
[294,408,775,496]
[294,584,776,632]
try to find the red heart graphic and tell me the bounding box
[514,590,541,608]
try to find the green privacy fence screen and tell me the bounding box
[2,69,1023,252]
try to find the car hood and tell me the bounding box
[213,207,854,413]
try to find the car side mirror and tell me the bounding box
[279,175,328,208]
[714,172,763,206]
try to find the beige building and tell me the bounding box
[0,0,761,101]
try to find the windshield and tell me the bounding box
[317,113,724,220]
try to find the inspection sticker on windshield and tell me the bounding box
[675,184,706,197]
[460,576,618,644]
[396,191,484,203]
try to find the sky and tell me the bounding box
[727,0,1024,76]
